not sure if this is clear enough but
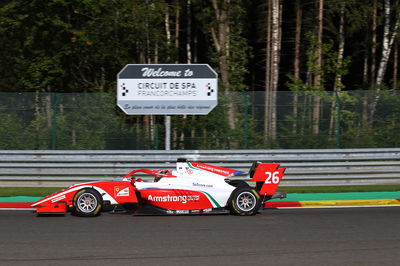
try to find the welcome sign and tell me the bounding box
[117,64,218,115]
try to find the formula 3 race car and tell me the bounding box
[32,158,286,216]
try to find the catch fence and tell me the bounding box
[0,90,399,150]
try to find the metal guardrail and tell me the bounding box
[0,148,399,187]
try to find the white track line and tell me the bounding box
[0,208,35,211]
[267,205,400,209]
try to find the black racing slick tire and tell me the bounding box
[229,187,261,216]
[72,188,103,217]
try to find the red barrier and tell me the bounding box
[264,201,302,208]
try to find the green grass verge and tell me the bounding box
[280,185,400,193]
[0,185,400,197]
[0,187,63,197]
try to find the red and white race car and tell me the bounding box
[32,159,286,216]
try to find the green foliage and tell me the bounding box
[0,111,31,149]
[0,0,172,92]
[0,91,399,150]
[0,1,399,150]
[193,0,251,91]
[286,33,351,92]
[372,90,400,147]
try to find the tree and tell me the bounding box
[292,0,302,134]
[264,0,282,142]
[371,0,400,118]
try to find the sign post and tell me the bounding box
[165,115,171,150]
[117,64,218,149]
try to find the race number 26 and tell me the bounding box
[265,171,280,184]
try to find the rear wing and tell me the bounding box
[249,161,286,196]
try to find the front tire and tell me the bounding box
[73,188,102,217]
[230,187,261,216]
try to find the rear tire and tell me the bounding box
[230,187,261,216]
[72,188,102,217]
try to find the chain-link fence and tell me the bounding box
[0,90,399,150]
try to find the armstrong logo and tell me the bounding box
[147,194,200,204]
[194,164,230,175]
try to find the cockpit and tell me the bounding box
[153,169,175,182]
[123,168,177,184]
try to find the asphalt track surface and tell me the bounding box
[0,207,400,266]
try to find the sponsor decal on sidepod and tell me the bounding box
[51,195,66,203]
[147,194,200,204]
[115,187,130,197]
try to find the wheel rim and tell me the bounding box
[77,193,98,213]
[237,191,256,212]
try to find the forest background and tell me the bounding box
[0,0,400,150]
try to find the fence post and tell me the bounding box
[153,123,159,150]
[242,91,249,149]
[50,93,60,150]
[335,91,342,148]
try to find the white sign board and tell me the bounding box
[117,64,218,115]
